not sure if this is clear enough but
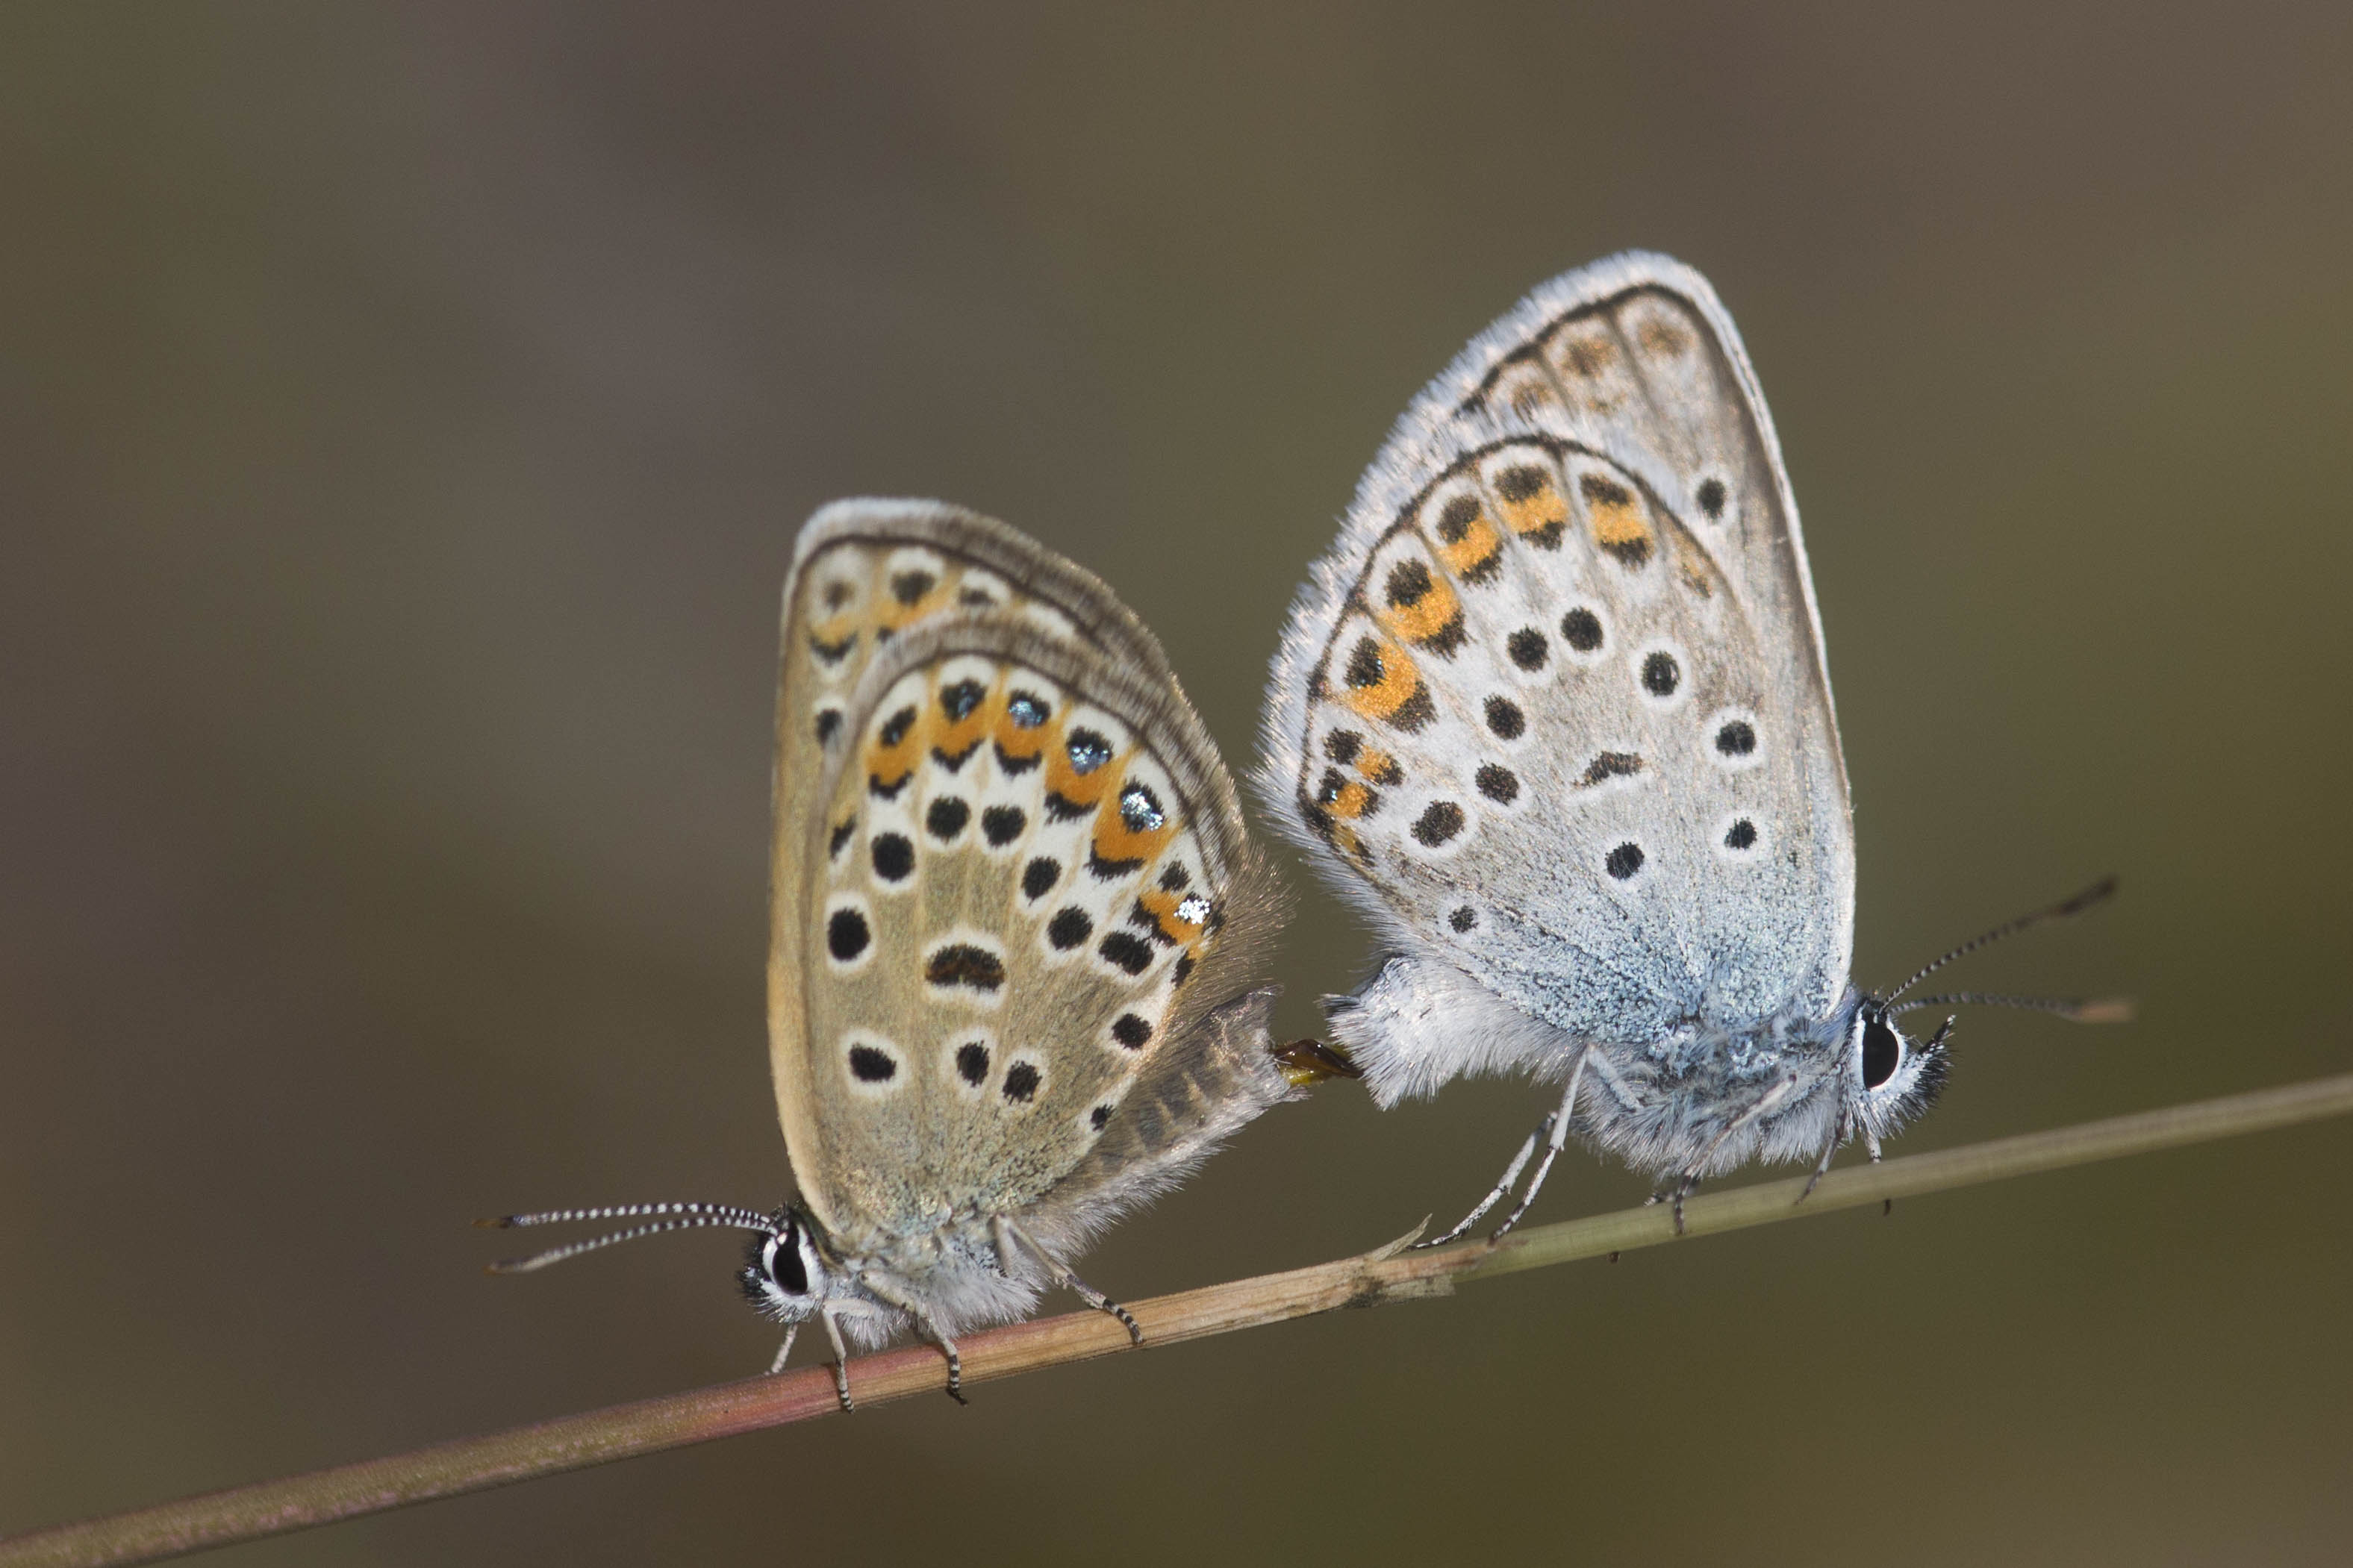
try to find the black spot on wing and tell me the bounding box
[826,908,870,962]
[1098,931,1154,975]
[938,679,985,721]
[1412,802,1465,847]
[870,833,915,882]
[1576,752,1644,787]
[1641,651,1680,698]
[924,943,1004,992]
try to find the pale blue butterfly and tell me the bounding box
[1259,252,2122,1240]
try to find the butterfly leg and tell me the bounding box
[818,1310,856,1412]
[1651,1072,1800,1235]
[856,1275,968,1405]
[1797,1104,1851,1205]
[1483,1049,1590,1242]
[1420,1116,1547,1249]
[766,1322,800,1377]
[996,1217,1143,1346]
[1421,1049,1587,1249]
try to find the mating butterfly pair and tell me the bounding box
[487,253,2119,1405]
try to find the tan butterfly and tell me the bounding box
[487,499,1350,1406]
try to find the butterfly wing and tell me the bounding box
[775,505,1289,1255]
[1261,253,1853,1098]
[773,499,1176,1195]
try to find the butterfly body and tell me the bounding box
[1262,253,1952,1218]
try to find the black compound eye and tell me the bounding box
[1860,1017,1901,1090]
[770,1225,810,1296]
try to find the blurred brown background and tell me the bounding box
[4,4,2350,1564]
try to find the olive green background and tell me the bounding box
[4,4,2350,1564]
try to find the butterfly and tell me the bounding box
[1258,252,2122,1243]
[487,499,1350,1406]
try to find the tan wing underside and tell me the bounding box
[769,502,1176,1234]
[773,508,1278,1250]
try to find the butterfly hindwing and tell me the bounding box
[777,513,1287,1255]
[1263,253,1854,1074]
[771,501,1185,1222]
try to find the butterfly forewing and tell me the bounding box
[1266,254,1854,1049]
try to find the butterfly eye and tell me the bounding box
[769,1224,810,1296]
[1859,1017,1902,1090]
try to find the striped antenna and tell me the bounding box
[476,1201,781,1275]
[1885,877,2119,1004]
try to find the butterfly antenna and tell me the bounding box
[1884,876,2119,1004]
[1892,992,2134,1024]
[476,1201,780,1275]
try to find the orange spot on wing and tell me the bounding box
[993,709,1052,767]
[1380,572,1461,646]
[1321,778,1374,820]
[933,672,997,760]
[1434,513,1501,581]
[1044,742,1120,814]
[1494,466,1568,543]
[1341,638,1427,727]
[1579,471,1654,564]
[1136,884,1208,946]
[876,584,950,635]
[1092,796,1177,869]
[865,701,928,794]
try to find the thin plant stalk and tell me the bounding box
[6,1071,2351,1568]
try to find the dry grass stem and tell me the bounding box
[7,1071,2350,1568]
